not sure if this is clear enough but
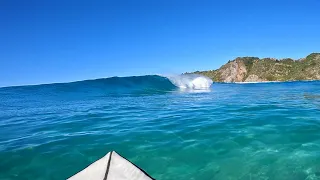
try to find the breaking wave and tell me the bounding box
[3,74,213,96]
[165,74,213,89]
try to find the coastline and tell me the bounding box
[221,79,319,84]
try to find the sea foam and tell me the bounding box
[165,74,213,90]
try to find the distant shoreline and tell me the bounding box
[223,79,319,84]
[192,53,320,83]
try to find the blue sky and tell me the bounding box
[1,0,320,87]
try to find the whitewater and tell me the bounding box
[165,74,213,89]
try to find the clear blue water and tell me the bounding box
[1,76,320,180]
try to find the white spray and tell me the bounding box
[165,74,213,90]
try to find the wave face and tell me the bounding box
[2,74,213,97]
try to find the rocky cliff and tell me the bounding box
[191,53,320,83]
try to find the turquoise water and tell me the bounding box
[1,75,320,180]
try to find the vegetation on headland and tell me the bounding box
[189,53,320,83]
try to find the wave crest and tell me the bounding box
[7,74,213,96]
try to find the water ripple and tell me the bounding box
[1,81,320,179]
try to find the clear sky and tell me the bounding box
[1,0,320,87]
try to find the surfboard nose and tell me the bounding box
[68,151,154,180]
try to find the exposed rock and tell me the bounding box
[219,60,247,82]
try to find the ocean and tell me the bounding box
[0,75,320,180]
